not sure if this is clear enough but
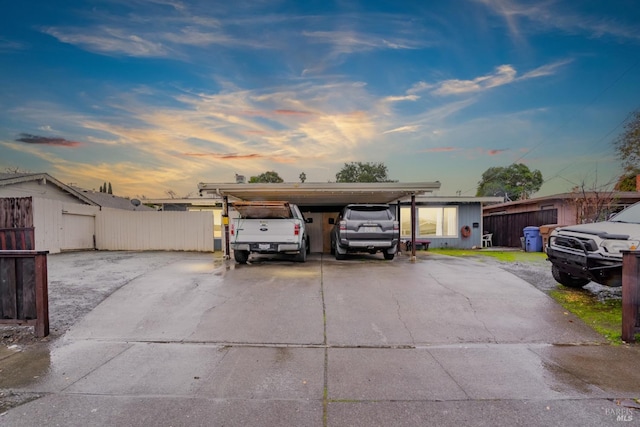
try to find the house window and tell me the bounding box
[400,206,458,237]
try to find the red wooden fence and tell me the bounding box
[0,251,49,337]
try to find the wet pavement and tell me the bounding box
[1,252,639,426]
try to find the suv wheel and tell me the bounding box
[551,264,589,288]
[334,241,346,260]
[383,250,394,260]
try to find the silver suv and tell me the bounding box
[546,201,640,287]
[330,204,399,260]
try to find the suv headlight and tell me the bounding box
[600,239,640,254]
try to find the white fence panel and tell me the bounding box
[96,208,214,252]
[33,198,63,254]
[32,199,99,253]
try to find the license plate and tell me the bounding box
[362,227,379,232]
[258,243,271,250]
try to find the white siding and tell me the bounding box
[95,208,214,252]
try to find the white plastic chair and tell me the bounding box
[482,233,493,248]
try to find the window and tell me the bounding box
[400,206,458,237]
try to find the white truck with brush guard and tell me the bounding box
[546,201,640,288]
[229,201,311,264]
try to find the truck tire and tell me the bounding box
[295,240,307,263]
[234,250,249,264]
[383,250,394,260]
[551,264,589,288]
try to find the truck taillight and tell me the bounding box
[230,224,235,236]
[339,220,346,231]
[393,221,399,231]
[294,223,300,236]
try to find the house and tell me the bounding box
[482,191,640,247]
[1,173,211,253]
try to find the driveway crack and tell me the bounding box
[392,291,416,346]
[427,273,498,344]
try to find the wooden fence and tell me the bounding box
[0,251,49,337]
[483,209,558,247]
[0,197,33,228]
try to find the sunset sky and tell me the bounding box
[1,0,639,199]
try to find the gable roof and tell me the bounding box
[71,187,154,211]
[0,173,98,206]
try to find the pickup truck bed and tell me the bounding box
[230,201,310,264]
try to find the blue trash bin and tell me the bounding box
[523,226,542,252]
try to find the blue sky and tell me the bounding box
[1,0,639,199]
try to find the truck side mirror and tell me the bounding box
[328,218,335,225]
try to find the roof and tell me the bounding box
[71,187,154,211]
[483,191,640,212]
[197,182,442,206]
[0,173,98,206]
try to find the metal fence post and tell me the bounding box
[621,251,640,343]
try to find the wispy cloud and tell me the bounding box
[432,64,517,96]
[487,148,509,155]
[383,125,421,134]
[42,27,170,57]
[476,0,640,42]
[15,133,82,147]
[408,60,570,98]
[422,147,460,153]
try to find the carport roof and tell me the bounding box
[198,182,441,206]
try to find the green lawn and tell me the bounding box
[428,248,547,263]
[428,248,634,345]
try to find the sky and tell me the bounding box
[1,0,639,199]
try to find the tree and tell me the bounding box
[108,182,112,194]
[249,171,284,183]
[614,169,639,191]
[299,172,307,183]
[476,163,543,200]
[569,180,617,223]
[613,110,640,172]
[102,182,107,193]
[335,162,395,183]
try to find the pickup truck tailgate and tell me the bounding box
[232,218,300,243]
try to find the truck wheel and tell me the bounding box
[234,250,249,264]
[383,250,394,260]
[551,265,589,288]
[295,240,307,263]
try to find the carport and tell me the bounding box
[197,181,441,258]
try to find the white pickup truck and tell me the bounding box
[546,201,640,287]
[229,201,311,264]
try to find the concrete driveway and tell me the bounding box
[1,252,639,426]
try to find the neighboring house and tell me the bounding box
[482,191,640,247]
[1,173,212,253]
[1,173,100,252]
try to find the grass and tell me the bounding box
[428,247,547,263]
[428,248,636,345]
[549,287,626,344]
